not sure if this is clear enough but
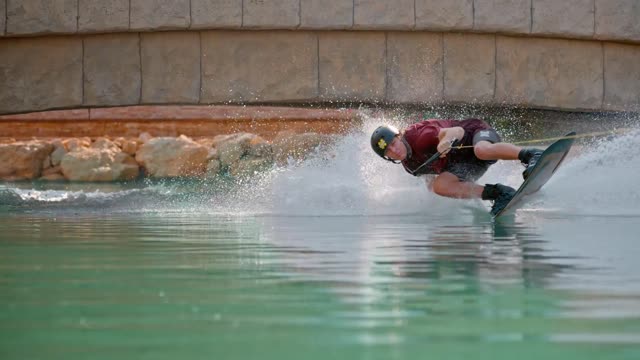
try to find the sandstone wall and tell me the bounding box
[1,1,639,114]
[2,0,639,42]
[2,31,639,114]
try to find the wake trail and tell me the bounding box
[2,113,639,218]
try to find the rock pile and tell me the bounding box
[0,132,332,182]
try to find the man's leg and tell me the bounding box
[431,172,484,199]
[430,171,517,216]
[474,140,543,179]
[473,140,521,161]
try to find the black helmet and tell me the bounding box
[371,125,400,161]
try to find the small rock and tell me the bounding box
[121,139,138,156]
[50,145,67,167]
[63,137,91,151]
[139,132,153,143]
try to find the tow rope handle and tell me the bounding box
[410,139,461,175]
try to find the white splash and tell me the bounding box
[539,129,640,216]
[2,113,639,218]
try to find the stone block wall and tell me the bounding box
[532,0,594,38]
[79,0,130,33]
[244,0,300,28]
[603,43,640,111]
[2,31,639,115]
[130,0,191,31]
[415,1,473,30]
[353,0,414,30]
[496,37,603,110]
[201,31,318,102]
[1,0,5,36]
[0,37,83,113]
[191,0,242,29]
[83,34,140,106]
[1,0,639,114]
[300,0,352,29]
[595,0,640,42]
[140,32,201,103]
[474,0,530,34]
[318,32,386,101]
[444,33,495,103]
[386,32,442,103]
[2,0,639,43]
[6,0,77,35]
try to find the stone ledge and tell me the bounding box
[1,1,639,44]
[0,105,358,140]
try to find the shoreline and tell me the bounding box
[1,104,358,183]
[0,105,358,140]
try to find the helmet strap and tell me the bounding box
[383,156,401,164]
[401,137,412,159]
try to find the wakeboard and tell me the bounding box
[493,132,576,219]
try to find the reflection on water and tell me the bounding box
[1,212,639,360]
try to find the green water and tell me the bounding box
[1,211,639,360]
[2,111,640,359]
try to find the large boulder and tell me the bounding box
[0,141,54,180]
[214,133,256,167]
[213,133,273,176]
[271,131,333,165]
[135,135,209,177]
[60,138,139,181]
[229,157,273,178]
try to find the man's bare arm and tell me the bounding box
[437,127,464,155]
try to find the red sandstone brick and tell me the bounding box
[0,105,358,140]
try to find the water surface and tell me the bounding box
[1,115,640,359]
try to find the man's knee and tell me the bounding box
[424,175,436,192]
[431,173,458,196]
[473,141,493,160]
[432,181,446,196]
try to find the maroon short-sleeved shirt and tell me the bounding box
[401,118,494,177]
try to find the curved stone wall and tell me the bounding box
[1,0,639,114]
[2,0,640,42]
